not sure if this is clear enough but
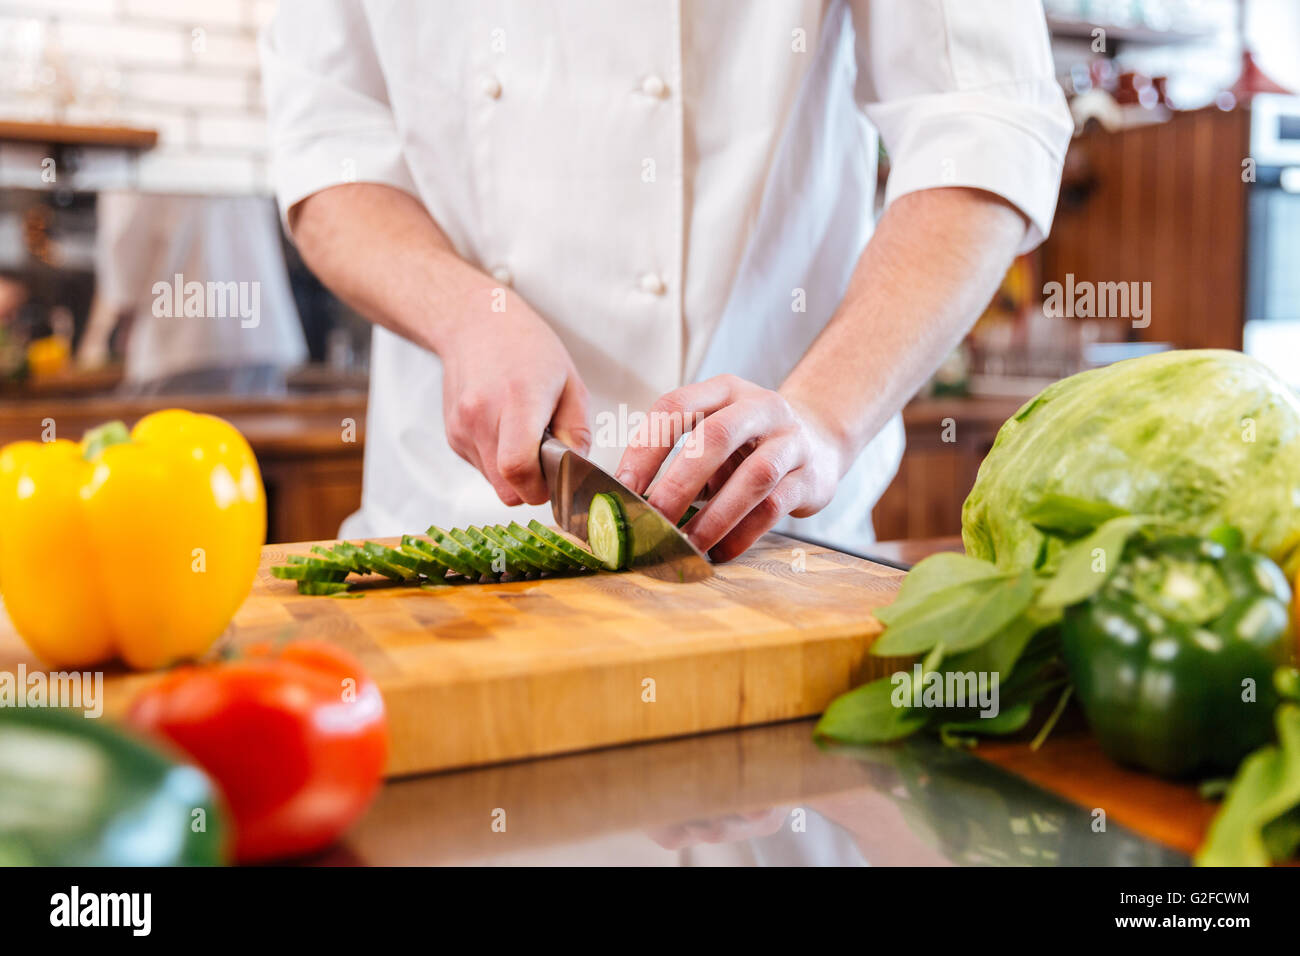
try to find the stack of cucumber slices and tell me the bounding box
[272,495,630,596]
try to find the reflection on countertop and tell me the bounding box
[325,718,1185,867]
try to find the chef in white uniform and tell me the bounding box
[260,0,1070,559]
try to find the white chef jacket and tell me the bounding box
[261,0,1070,551]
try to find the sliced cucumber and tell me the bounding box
[507,522,586,572]
[526,519,604,571]
[404,534,478,579]
[468,526,538,576]
[297,580,351,596]
[359,542,418,580]
[271,564,348,582]
[493,524,570,572]
[587,493,628,571]
[476,526,539,573]
[427,525,497,578]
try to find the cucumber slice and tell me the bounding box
[365,541,445,579]
[297,580,351,596]
[404,534,478,579]
[507,522,587,572]
[587,493,628,570]
[359,542,418,580]
[271,564,348,582]
[466,526,534,576]
[526,520,604,571]
[493,524,570,573]
[332,541,383,576]
[478,525,547,574]
[427,526,497,579]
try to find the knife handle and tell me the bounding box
[539,430,568,499]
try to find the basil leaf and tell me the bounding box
[1036,515,1149,609]
[1196,704,1300,866]
[873,570,1037,657]
[937,701,1034,747]
[1023,494,1130,538]
[875,552,1007,626]
[814,674,929,744]
[944,604,1062,679]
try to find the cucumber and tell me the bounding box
[359,542,418,580]
[365,541,443,579]
[478,525,548,574]
[271,564,348,582]
[526,519,604,571]
[492,524,570,573]
[296,580,351,596]
[506,522,586,572]
[587,493,628,571]
[427,526,497,578]
[403,534,478,579]
[466,526,535,576]
[332,541,384,576]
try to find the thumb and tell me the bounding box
[550,374,592,455]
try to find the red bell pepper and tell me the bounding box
[128,641,388,864]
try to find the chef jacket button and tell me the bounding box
[641,74,668,99]
[491,266,512,286]
[480,74,502,99]
[639,273,666,295]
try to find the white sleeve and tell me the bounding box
[849,0,1073,252]
[258,0,418,225]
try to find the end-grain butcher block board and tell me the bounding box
[0,532,906,777]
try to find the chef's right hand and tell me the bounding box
[439,292,591,507]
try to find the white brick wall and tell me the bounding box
[0,0,275,194]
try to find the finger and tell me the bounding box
[550,374,592,455]
[647,399,789,524]
[707,471,804,563]
[684,437,803,553]
[613,375,740,494]
[496,390,556,506]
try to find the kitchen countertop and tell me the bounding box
[310,536,1182,867]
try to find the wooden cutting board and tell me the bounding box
[0,532,908,776]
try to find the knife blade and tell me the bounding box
[539,433,713,582]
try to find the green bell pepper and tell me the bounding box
[1062,534,1293,778]
[0,706,227,865]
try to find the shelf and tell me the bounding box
[1047,14,1214,48]
[0,120,158,150]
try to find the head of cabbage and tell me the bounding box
[962,349,1300,579]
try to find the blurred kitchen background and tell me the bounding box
[0,0,1297,543]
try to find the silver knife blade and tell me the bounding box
[539,434,713,582]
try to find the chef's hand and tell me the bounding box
[441,297,591,507]
[614,375,849,562]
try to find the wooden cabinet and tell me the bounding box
[871,397,1022,541]
[0,392,367,544]
[1040,107,1251,350]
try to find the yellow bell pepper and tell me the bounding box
[0,410,265,669]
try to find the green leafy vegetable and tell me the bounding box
[1036,515,1151,609]
[962,350,1300,580]
[1197,704,1300,866]
[872,569,1036,656]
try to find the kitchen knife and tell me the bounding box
[539,432,713,582]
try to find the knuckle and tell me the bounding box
[746,454,784,490]
[498,453,535,484]
[755,492,784,523]
[697,417,735,456]
[651,392,688,419]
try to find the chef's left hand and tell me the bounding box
[614,374,849,562]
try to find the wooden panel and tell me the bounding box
[0,392,367,544]
[0,533,909,777]
[871,397,1017,540]
[1040,107,1250,350]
